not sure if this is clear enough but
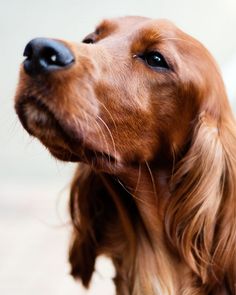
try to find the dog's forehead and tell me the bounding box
[97,16,149,29]
[97,16,180,36]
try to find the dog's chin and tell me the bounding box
[15,95,121,170]
[15,97,79,161]
[47,147,81,162]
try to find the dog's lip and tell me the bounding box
[15,95,82,161]
[15,95,83,143]
[15,95,121,168]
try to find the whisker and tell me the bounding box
[116,178,152,208]
[159,35,200,47]
[92,118,110,167]
[152,32,202,48]
[71,110,93,166]
[80,110,97,165]
[134,163,142,195]
[99,101,118,135]
[82,111,104,168]
[145,161,158,209]
[161,37,201,48]
[97,115,118,167]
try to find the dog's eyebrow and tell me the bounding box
[131,27,163,52]
[95,19,116,33]
[139,27,163,43]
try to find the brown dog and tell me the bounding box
[15,16,236,295]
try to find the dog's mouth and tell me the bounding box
[15,95,118,169]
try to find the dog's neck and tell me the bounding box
[107,166,171,295]
[109,165,204,295]
[117,163,171,227]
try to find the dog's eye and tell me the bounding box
[83,38,94,44]
[141,51,169,69]
[82,33,96,44]
[82,28,101,44]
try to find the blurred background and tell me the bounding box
[0,0,236,294]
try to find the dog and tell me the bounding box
[15,16,236,295]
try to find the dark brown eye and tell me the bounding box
[140,51,169,69]
[82,33,96,44]
[83,38,94,44]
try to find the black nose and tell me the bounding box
[23,38,75,76]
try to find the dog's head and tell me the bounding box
[15,16,228,173]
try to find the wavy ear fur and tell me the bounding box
[69,164,137,289]
[69,165,103,287]
[166,109,236,292]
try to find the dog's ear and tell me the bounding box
[69,164,136,288]
[69,232,96,288]
[69,165,100,287]
[166,106,236,292]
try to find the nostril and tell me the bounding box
[23,38,75,76]
[42,47,59,66]
[40,46,74,67]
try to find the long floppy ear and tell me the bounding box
[69,165,100,287]
[166,109,236,292]
[69,164,136,288]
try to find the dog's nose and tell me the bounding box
[23,38,75,76]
